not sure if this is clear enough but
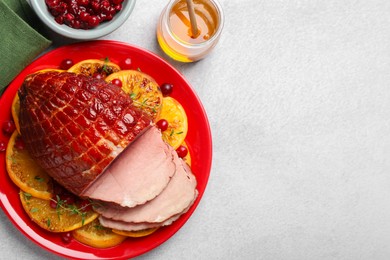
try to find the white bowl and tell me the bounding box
[29,0,136,40]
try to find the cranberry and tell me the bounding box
[100,0,110,9]
[49,198,58,209]
[0,141,6,152]
[92,72,103,79]
[120,58,132,69]
[79,199,92,212]
[46,0,122,30]
[156,119,169,132]
[79,11,90,21]
[2,121,15,136]
[176,145,188,158]
[88,15,100,27]
[104,14,113,21]
[55,15,65,24]
[61,232,72,244]
[114,4,122,11]
[45,0,60,8]
[59,192,76,205]
[160,83,173,97]
[60,59,74,70]
[111,78,122,87]
[70,19,81,29]
[77,0,89,6]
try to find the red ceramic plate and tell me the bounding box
[0,40,212,259]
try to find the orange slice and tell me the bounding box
[11,94,20,134]
[72,219,127,248]
[68,59,120,79]
[34,69,65,73]
[157,97,188,149]
[105,70,163,120]
[19,192,98,232]
[112,227,158,238]
[6,131,53,200]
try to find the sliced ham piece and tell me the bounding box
[82,126,176,207]
[98,190,198,231]
[95,153,197,222]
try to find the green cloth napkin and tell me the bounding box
[0,0,51,92]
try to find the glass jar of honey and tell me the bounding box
[157,0,224,62]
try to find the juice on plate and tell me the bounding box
[157,0,224,62]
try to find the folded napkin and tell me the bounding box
[0,0,51,93]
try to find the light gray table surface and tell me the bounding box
[2,0,390,259]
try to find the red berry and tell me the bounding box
[0,142,6,152]
[88,15,100,27]
[120,58,132,69]
[160,83,173,96]
[111,78,122,87]
[64,13,75,23]
[60,59,74,70]
[77,0,89,6]
[114,4,122,11]
[50,198,58,209]
[79,199,93,212]
[176,145,188,158]
[156,119,169,131]
[59,193,76,205]
[79,11,90,21]
[70,19,81,29]
[2,121,15,136]
[61,232,72,244]
[92,72,103,79]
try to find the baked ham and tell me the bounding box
[19,71,151,195]
[18,70,198,232]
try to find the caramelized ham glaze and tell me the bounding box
[18,71,151,195]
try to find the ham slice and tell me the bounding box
[94,153,197,222]
[82,126,176,207]
[98,191,197,231]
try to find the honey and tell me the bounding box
[157,0,223,62]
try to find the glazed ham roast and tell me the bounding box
[18,71,198,231]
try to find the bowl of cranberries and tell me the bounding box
[29,0,136,39]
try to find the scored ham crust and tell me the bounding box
[18,71,151,195]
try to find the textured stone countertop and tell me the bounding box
[2,0,390,259]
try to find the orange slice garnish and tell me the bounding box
[19,192,98,232]
[6,131,53,200]
[72,219,127,248]
[112,227,159,238]
[157,97,188,149]
[105,70,163,121]
[68,59,120,79]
